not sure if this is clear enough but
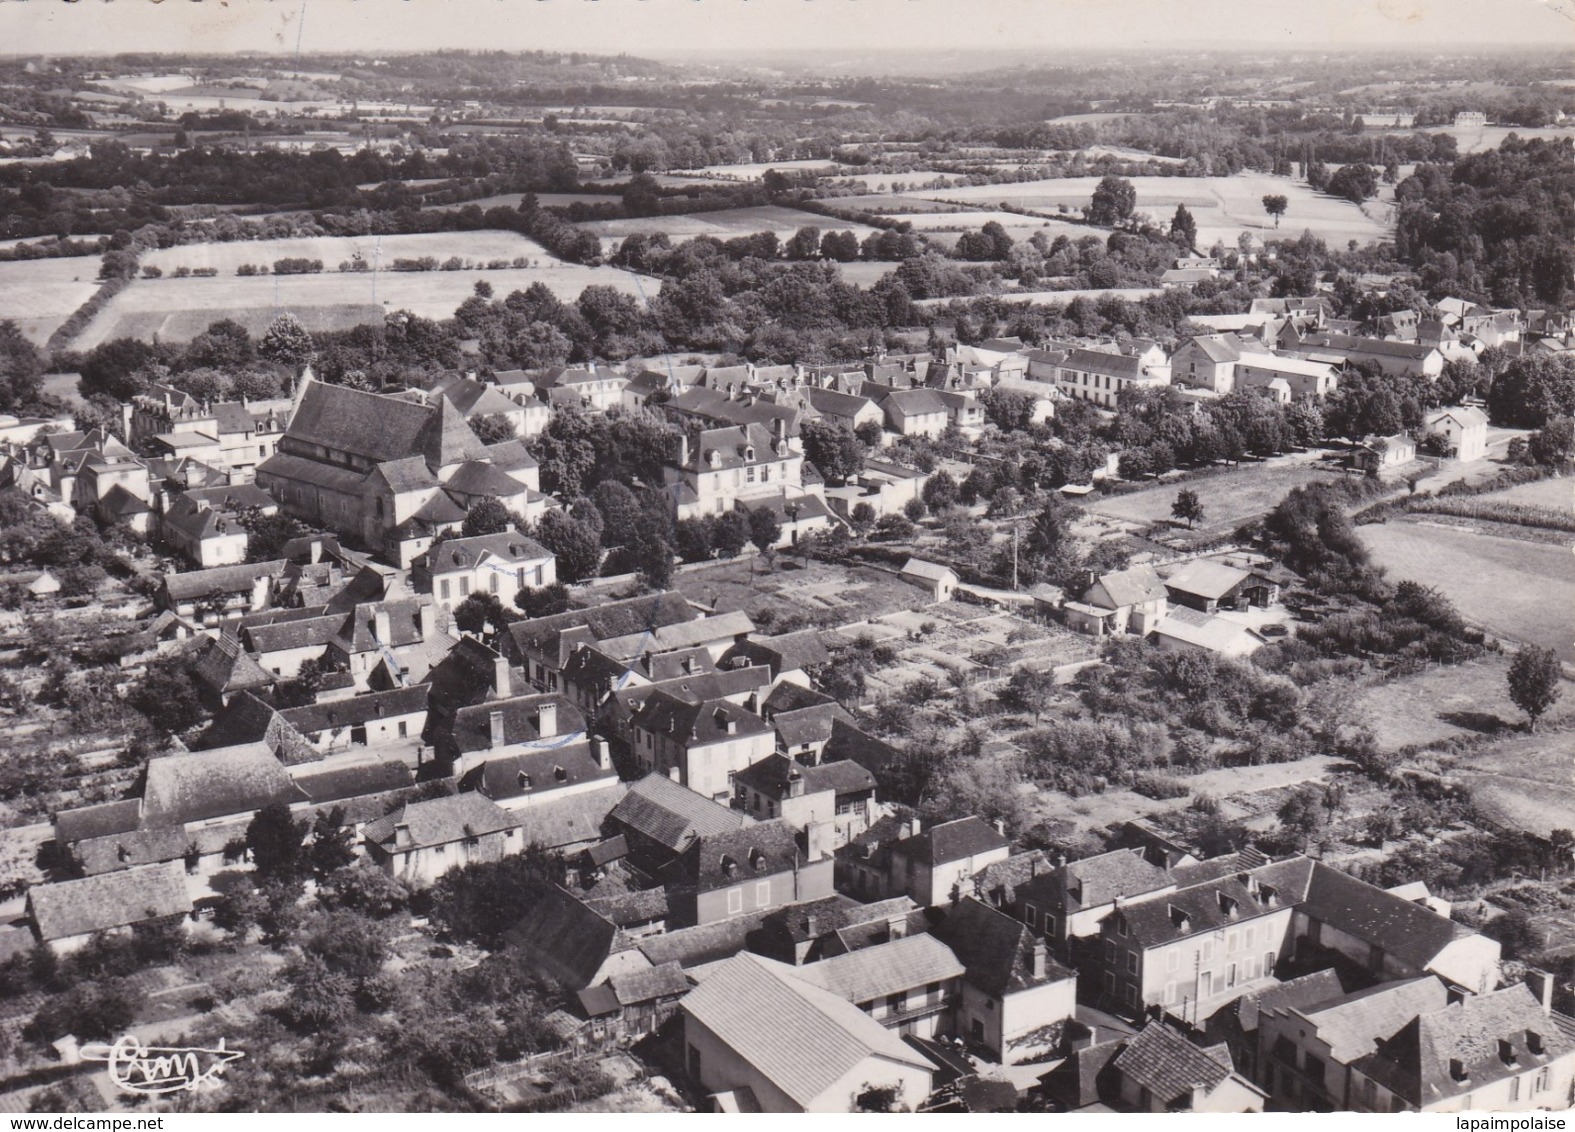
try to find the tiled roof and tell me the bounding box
[29,861,192,942]
[289,758,415,805]
[244,614,341,655]
[934,897,1073,996]
[1301,862,1478,970]
[508,591,696,659]
[504,884,631,990]
[762,894,918,946]
[900,557,955,583]
[363,791,518,850]
[424,531,551,573]
[1162,559,1252,602]
[162,559,288,602]
[821,718,901,774]
[1111,1024,1236,1106]
[1060,348,1147,380]
[53,798,142,846]
[1151,608,1260,653]
[1356,983,1575,1108]
[1303,332,1441,360]
[682,953,932,1108]
[74,825,190,876]
[1181,335,1243,364]
[791,932,964,1004]
[891,816,1008,868]
[1017,849,1173,914]
[608,961,690,1006]
[441,378,523,419]
[972,849,1053,909]
[141,745,307,826]
[367,455,438,494]
[609,773,753,854]
[1119,857,1315,948]
[1234,351,1337,379]
[484,439,540,473]
[879,388,948,416]
[514,783,628,852]
[447,692,584,755]
[1295,976,1451,1063]
[637,908,770,968]
[458,740,615,800]
[673,818,806,894]
[1089,565,1168,610]
[721,629,831,677]
[441,460,527,499]
[632,693,770,749]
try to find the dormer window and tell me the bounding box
[518,771,532,790]
[708,450,722,468]
[1499,1039,1517,1066]
[1527,1031,1545,1055]
[554,765,567,782]
[1218,893,1239,918]
[1169,905,1190,932]
[1449,1058,1469,1082]
[750,848,767,872]
[1259,884,1278,906]
[743,445,755,462]
[722,855,738,877]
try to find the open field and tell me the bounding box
[1351,654,1575,752]
[0,257,104,345]
[1476,474,1575,512]
[1360,519,1575,663]
[878,210,1092,237]
[138,230,556,275]
[72,261,657,348]
[913,287,1162,308]
[1449,727,1575,839]
[1084,457,1345,535]
[834,262,898,286]
[924,174,1391,248]
[578,205,885,250]
[674,160,840,180]
[1412,124,1575,155]
[825,193,966,213]
[419,192,623,211]
[820,172,967,191]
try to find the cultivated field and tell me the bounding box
[0,256,103,345]
[821,172,967,191]
[1084,458,1345,535]
[418,192,622,211]
[1449,729,1575,839]
[138,230,557,275]
[72,260,657,348]
[578,205,885,248]
[923,174,1391,248]
[1475,474,1575,512]
[877,210,1091,236]
[1360,519,1575,663]
[1418,124,1575,155]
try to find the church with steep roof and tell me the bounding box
[256,374,545,567]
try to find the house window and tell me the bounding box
[755,881,771,908]
[887,991,905,1014]
[1044,913,1058,938]
[1535,1068,1550,1093]
[1304,1055,1325,1087]
[1124,984,1138,1007]
[1165,982,1177,1004]
[398,721,407,738]
[459,577,470,596]
[1509,1077,1521,1102]
[726,888,743,915]
[440,580,451,601]
[1226,931,1238,952]
[1244,926,1255,949]
[1115,916,1127,938]
[489,574,499,594]
[1201,941,1214,962]
[1125,952,1137,975]
[1166,949,1180,972]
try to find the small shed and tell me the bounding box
[900,558,958,603]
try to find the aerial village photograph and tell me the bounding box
[0,0,1568,1116]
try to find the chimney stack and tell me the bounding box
[592,736,609,769]
[494,654,511,695]
[418,601,437,640]
[537,701,557,738]
[667,765,681,783]
[488,709,505,749]
[373,608,392,645]
[804,913,819,938]
[1524,968,1555,1016]
[1030,939,1048,980]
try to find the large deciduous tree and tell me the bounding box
[1508,645,1563,731]
[1088,175,1137,226]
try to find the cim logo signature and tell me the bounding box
[80,1035,244,1096]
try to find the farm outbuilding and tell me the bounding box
[900,558,958,603]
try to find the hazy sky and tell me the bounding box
[1,0,1570,57]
